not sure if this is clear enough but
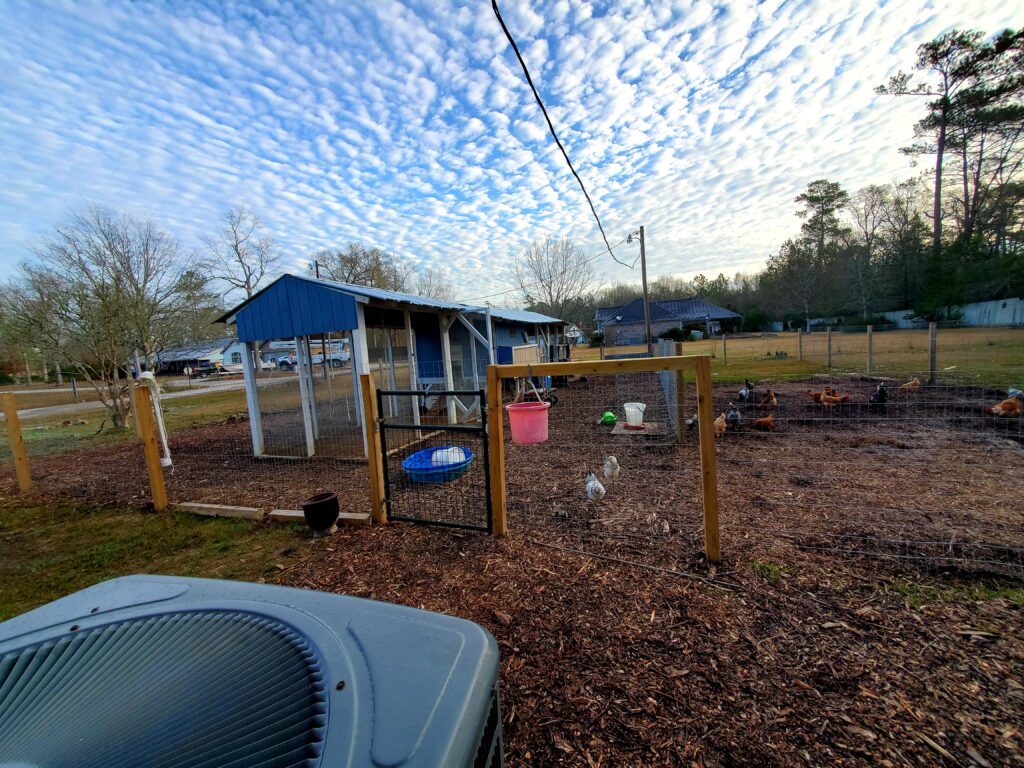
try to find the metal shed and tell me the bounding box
[216,274,563,460]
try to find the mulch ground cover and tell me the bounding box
[2,372,1022,765]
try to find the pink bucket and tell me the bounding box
[505,401,551,445]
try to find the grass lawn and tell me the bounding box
[0,499,309,621]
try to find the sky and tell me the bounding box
[0,1,1018,304]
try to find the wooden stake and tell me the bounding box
[132,385,167,511]
[2,393,32,492]
[797,328,803,361]
[674,342,686,443]
[722,333,728,366]
[928,321,937,385]
[360,373,388,525]
[866,325,873,373]
[694,357,721,564]
[826,326,833,368]
[486,366,508,536]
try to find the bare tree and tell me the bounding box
[2,206,190,427]
[201,208,277,299]
[312,243,415,291]
[512,235,596,323]
[846,185,889,319]
[414,267,454,300]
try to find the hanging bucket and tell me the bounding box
[506,401,550,445]
[623,402,647,427]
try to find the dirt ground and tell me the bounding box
[2,373,1022,765]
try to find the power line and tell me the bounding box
[491,0,633,269]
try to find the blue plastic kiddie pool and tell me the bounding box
[402,446,474,483]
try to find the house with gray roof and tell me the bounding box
[596,297,740,344]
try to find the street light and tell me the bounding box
[627,226,653,355]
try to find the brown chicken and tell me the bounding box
[899,377,921,394]
[759,389,778,408]
[821,393,851,406]
[752,414,775,431]
[987,396,1022,417]
[822,386,837,397]
[713,412,727,437]
[807,389,823,403]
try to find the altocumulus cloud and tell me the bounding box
[0,0,1017,300]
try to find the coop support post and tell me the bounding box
[797,328,803,361]
[866,325,873,373]
[132,385,167,511]
[353,305,371,457]
[404,310,421,429]
[694,356,721,564]
[303,336,320,439]
[360,373,388,525]
[294,336,316,456]
[826,326,833,368]
[1,393,32,492]
[440,313,457,424]
[241,341,265,456]
[486,366,508,536]
[485,306,495,364]
[674,342,687,443]
[928,322,937,385]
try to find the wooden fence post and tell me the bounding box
[866,325,873,373]
[722,334,728,367]
[2,393,32,492]
[826,326,833,368]
[928,322,937,385]
[797,328,803,361]
[694,357,721,564]
[674,342,686,443]
[486,366,508,536]
[359,373,388,525]
[132,385,167,511]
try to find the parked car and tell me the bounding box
[276,349,350,372]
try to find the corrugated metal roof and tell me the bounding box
[316,277,468,311]
[158,337,235,362]
[478,308,563,325]
[597,297,741,325]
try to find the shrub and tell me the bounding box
[657,327,687,341]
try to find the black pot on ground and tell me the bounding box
[301,492,339,535]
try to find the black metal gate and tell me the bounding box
[377,389,492,532]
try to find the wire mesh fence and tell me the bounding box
[378,389,491,531]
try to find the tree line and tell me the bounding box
[0,206,450,426]
[520,28,1023,335]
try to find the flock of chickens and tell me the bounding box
[582,381,1021,501]
[697,376,1023,437]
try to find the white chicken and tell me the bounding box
[737,378,753,403]
[603,455,620,483]
[585,471,606,501]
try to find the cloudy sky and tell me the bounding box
[0,1,1017,302]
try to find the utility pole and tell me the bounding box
[639,226,653,355]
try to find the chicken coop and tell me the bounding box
[216,274,564,460]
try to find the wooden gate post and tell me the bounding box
[866,325,873,373]
[360,373,388,525]
[132,385,167,511]
[1,393,32,492]
[694,357,721,564]
[486,366,508,536]
[674,342,687,442]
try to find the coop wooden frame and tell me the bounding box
[485,354,721,564]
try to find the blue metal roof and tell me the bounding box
[217,273,564,341]
[226,275,360,342]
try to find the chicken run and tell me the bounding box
[2,370,1022,765]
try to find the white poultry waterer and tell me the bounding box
[623,402,646,427]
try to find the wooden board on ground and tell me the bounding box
[609,421,668,436]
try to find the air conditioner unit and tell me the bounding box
[0,575,503,768]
